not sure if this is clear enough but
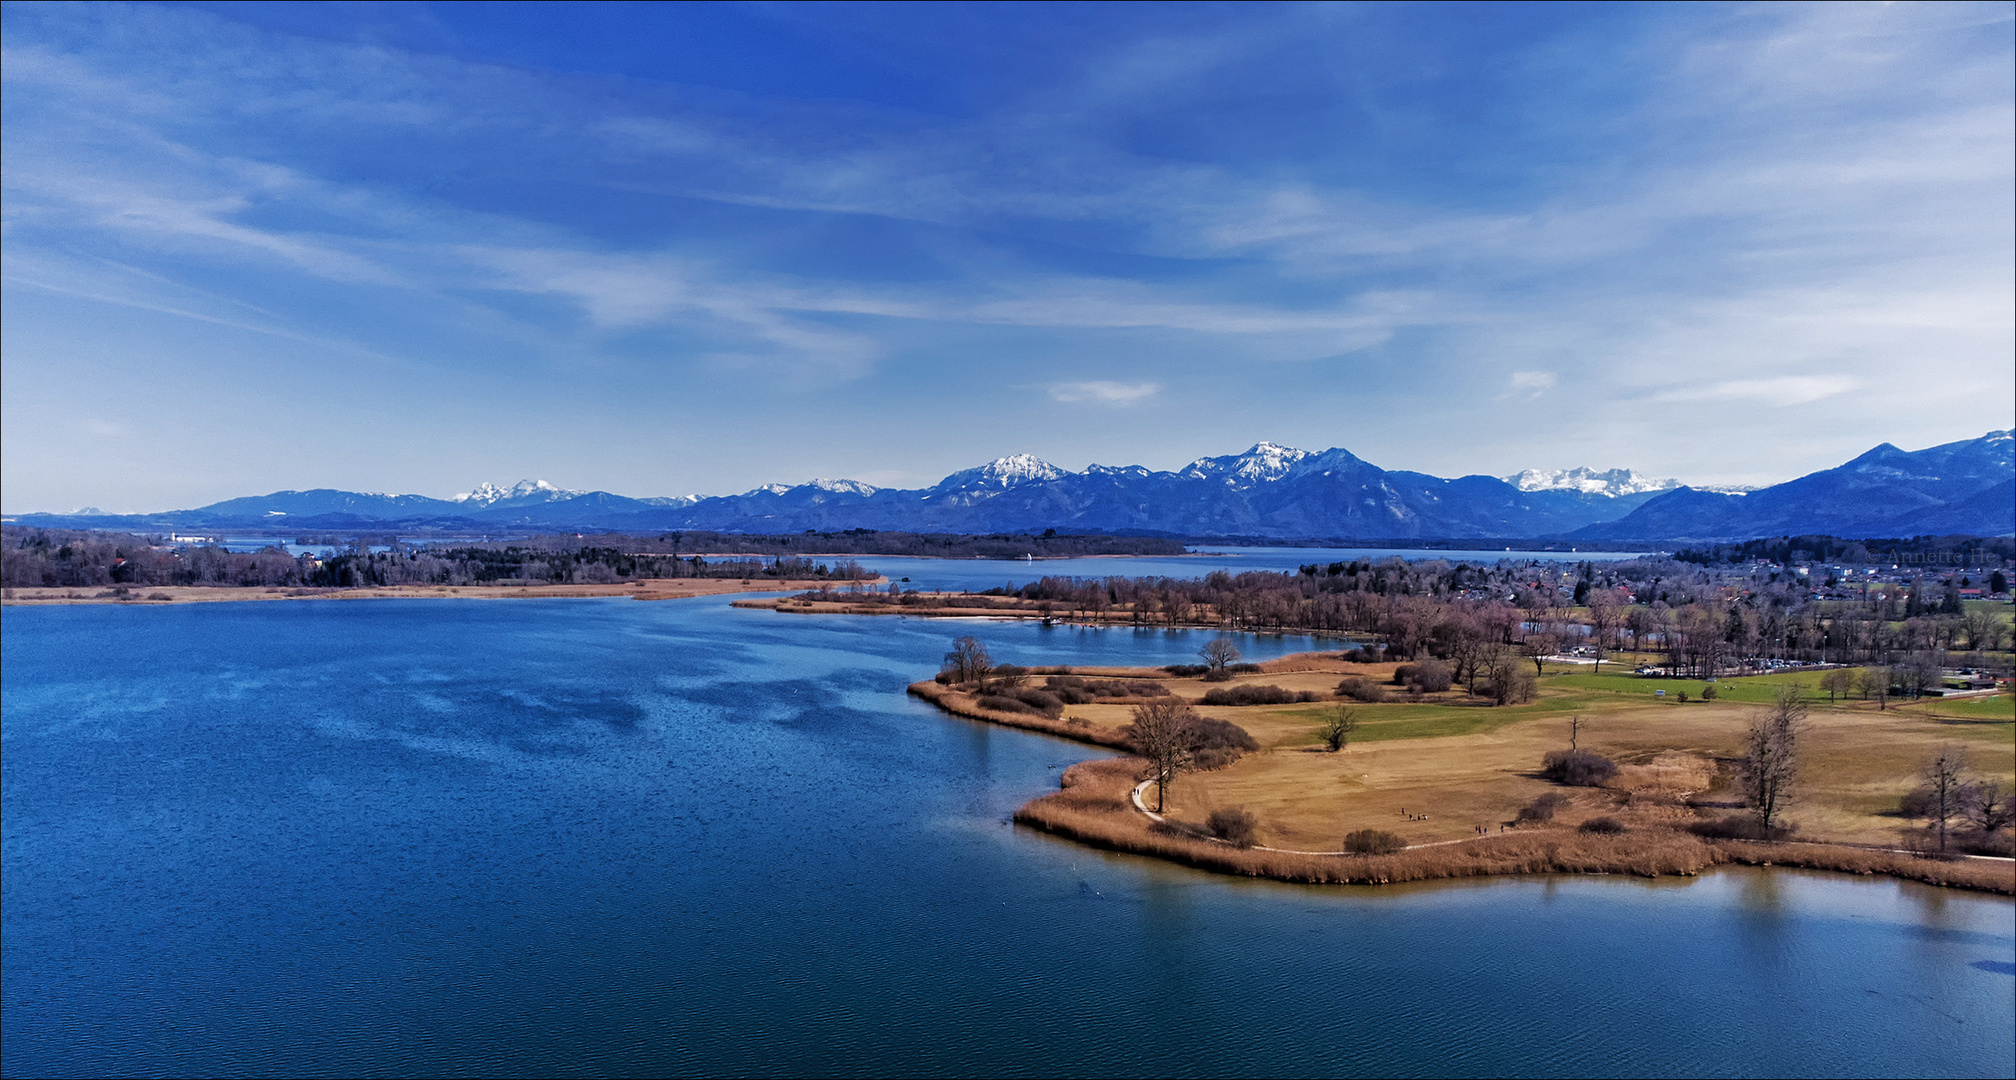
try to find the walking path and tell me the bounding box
[1129,778,1476,855]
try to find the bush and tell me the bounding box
[1162,664,1209,677]
[1486,669,1537,705]
[1148,819,1209,840]
[1700,684,1718,701]
[1392,660,1452,692]
[1207,808,1260,848]
[1337,677,1387,703]
[1200,684,1319,706]
[1343,829,1407,855]
[1096,679,1168,698]
[988,664,1029,689]
[976,694,1042,715]
[1959,829,2016,857]
[1540,750,1618,787]
[1517,792,1571,823]
[1044,675,1170,703]
[1046,681,1096,705]
[1009,688,1065,716]
[1578,816,1626,835]
[1189,716,1260,770]
[1686,814,1794,841]
[1201,669,1233,682]
[1228,663,1264,674]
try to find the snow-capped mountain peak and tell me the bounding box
[938,454,1070,491]
[806,478,878,496]
[451,479,583,506]
[1505,467,1680,498]
[1183,443,1314,488]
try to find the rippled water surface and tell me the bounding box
[3,598,2010,1078]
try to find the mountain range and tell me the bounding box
[9,432,2010,542]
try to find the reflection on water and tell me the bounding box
[2,598,2010,1079]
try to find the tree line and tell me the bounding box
[813,552,2012,680]
[0,528,872,589]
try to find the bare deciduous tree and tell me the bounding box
[1198,638,1241,675]
[1320,705,1359,752]
[1124,699,1202,813]
[1914,745,1970,854]
[1520,627,1560,679]
[1585,589,1621,673]
[1743,683,1806,833]
[1817,668,1852,703]
[942,635,992,685]
[1964,777,2011,836]
[1486,647,1537,706]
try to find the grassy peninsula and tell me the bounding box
[911,652,2016,894]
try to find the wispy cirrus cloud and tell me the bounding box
[1502,371,1557,400]
[1657,375,1862,407]
[1045,381,1161,405]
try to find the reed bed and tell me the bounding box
[907,682,1132,749]
[1711,840,2015,893]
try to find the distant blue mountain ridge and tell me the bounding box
[10,431,2011,542]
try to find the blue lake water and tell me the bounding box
[3,597,2010,1079]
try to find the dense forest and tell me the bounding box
[590,530,1189,559]
[0,528,873,589]
[265,529,1182,560]
[0,525,1183,589]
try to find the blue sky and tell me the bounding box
[3,1,2011,512]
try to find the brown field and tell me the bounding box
[1015,757,2015,893]
[1,577,872,606]
[917,653,2016,893]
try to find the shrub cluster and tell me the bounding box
[1391,660,1453,693]
[1207,808,1260,848]
[1578,817,1627,835]
[1199,684,1320,706]
[1336,676,1387,703]
[975,686,1066,717]
[1517,792,1572,823]
[1190,716,1260,771]
[1167,662,1262,678]
[1541,750,1619,787]
[1042,675,1169,704]
[1686,815,1795,841]
[1343,829,1407,855]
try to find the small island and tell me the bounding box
[907,637,2015,894]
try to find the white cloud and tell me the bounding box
[1047,381,1161,405]
[1659,375,1862,407]
[1503,371,1557,400]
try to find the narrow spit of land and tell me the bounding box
[1,578,880,606]
[907,653,2015,894]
